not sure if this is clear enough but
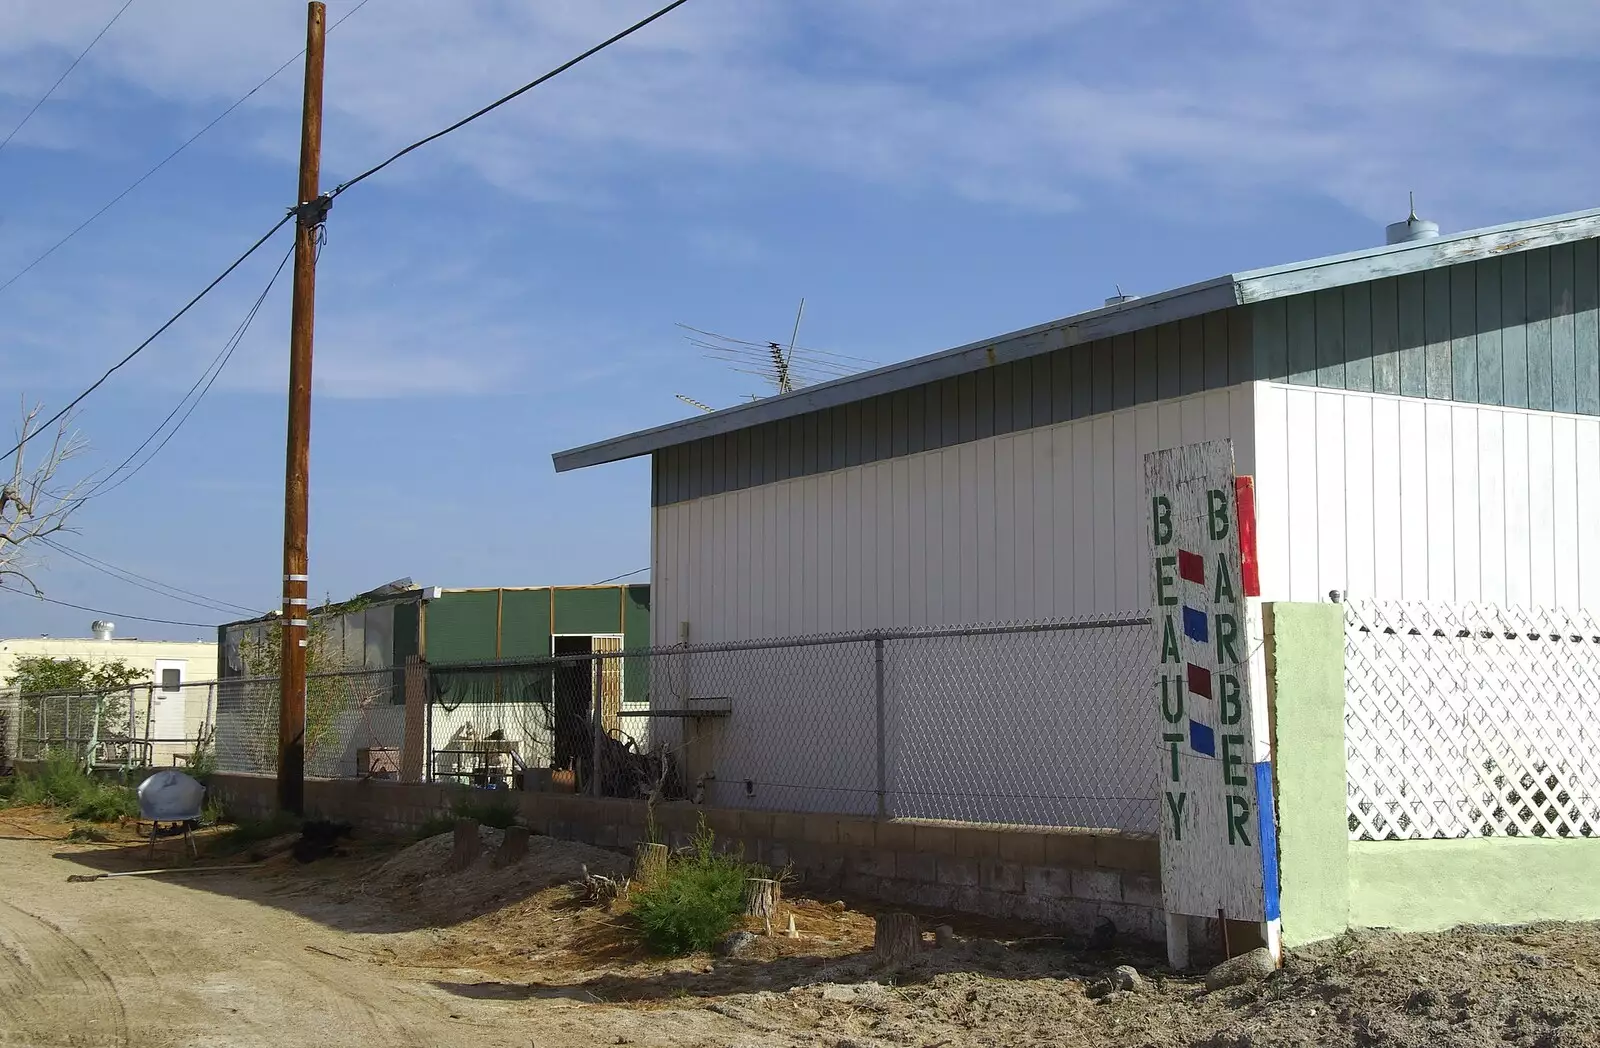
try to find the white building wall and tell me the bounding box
[651,383,1259,645]
[1252,382,1600,609]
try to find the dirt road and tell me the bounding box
[0,834,739,1048]
[4,822,1600,1048]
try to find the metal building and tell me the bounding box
[555,206,1600,643]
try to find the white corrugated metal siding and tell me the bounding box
[652,384,1257,644]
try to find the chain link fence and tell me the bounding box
[202,614,1157,832]
[1345,599,1600,841]
[214,668,404,779]
[6,680,219,771]
[422,614,1156,832]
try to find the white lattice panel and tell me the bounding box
[1344,600,1600,840]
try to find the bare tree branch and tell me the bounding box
[0,401,88,592]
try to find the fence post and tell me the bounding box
[400,656,428,783]
[425,671,434,784]
[85,692,103,771]
[874,637,887,819]
[125,689,136,773]
[591,655,605,798]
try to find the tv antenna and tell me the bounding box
[673,299,875,413]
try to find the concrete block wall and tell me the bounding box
[209,772,1164,941]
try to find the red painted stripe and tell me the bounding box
[1234,475,1261,597]
[1177,549,1205,585]
[1186,663,1213,699]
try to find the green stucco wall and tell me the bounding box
[552,587,623,636]
[1265,602,1349,948]
[424,590,499,662]
[420,587,648,665]
[500,589,553,659]
[1349,837,1600,932]
[1267,599,1600,945]
[623,585,651,702]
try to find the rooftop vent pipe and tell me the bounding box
[91,620,115,641]
[1104,285,1140,307]
[1386,192,1440,245]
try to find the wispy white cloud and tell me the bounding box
[1,0,1595,225]
[1,0,1596,412]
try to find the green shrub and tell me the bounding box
[184,748,218,781]
[631,819,761,955]
[8,752,92,808]
[452,795,519,830]
[412,795,519,840]
[0,754,139,823]
[415,815,456,840]
[69,783,139,822]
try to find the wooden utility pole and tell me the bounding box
[278,0,327,814]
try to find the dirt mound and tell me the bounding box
[363,827,627,925]
[1118,923,1600,1048]
[693,921,1600,1048]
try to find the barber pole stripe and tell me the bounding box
[1234,475,1260,597]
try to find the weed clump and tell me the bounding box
[414,794,520,839]
[2,752,139,822]
[631,818,761,955]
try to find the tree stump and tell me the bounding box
[633,842,669,884]
[495,825,530,868]
[744,877,781,935]
[873,912,920,967]
[448,819,481,872]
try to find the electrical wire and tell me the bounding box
[70,239,294,505]
[330,0,692,199]
[0,211,292,462]
[35,537,261,617]
[593,567,648,585]
[4,0,687,463]
[0,584,219,629]
[0,0,137,159]
[0,0,373,299]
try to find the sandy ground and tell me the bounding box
[2,808,1599,1048]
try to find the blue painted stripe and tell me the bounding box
[1189,719,1215,757]
[1254,761,1281,922]
[1182,605,1208,643]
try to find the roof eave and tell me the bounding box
[551,275,1240,472]
[553,205,1600,473]
[1234,206,1600,302]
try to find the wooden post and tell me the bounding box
[495,825,531,867]
[449,818,481,871]
[873,912,920,967]
[1166,912,1190,971]
[277,0,326,816]
[399,656,427,782]
[743,877,780,935]
[589,655,604,797]
[633,841,668,883]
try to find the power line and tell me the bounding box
[0,212,292,462]
[0,0,374,300]
[593,567,648,585]
[331,0,691,198]
[4,0,689,461]
[0,0,137,159]
[72,240,295,505]
[0,584,219,629]
[36,537,261,617]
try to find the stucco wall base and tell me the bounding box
[1349,837,1600,933]
[208,773,1173,944]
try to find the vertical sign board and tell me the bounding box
[1144,439,1280,941]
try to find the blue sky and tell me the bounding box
[1,0,1596,643]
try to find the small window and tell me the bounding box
[161,668,181,693]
